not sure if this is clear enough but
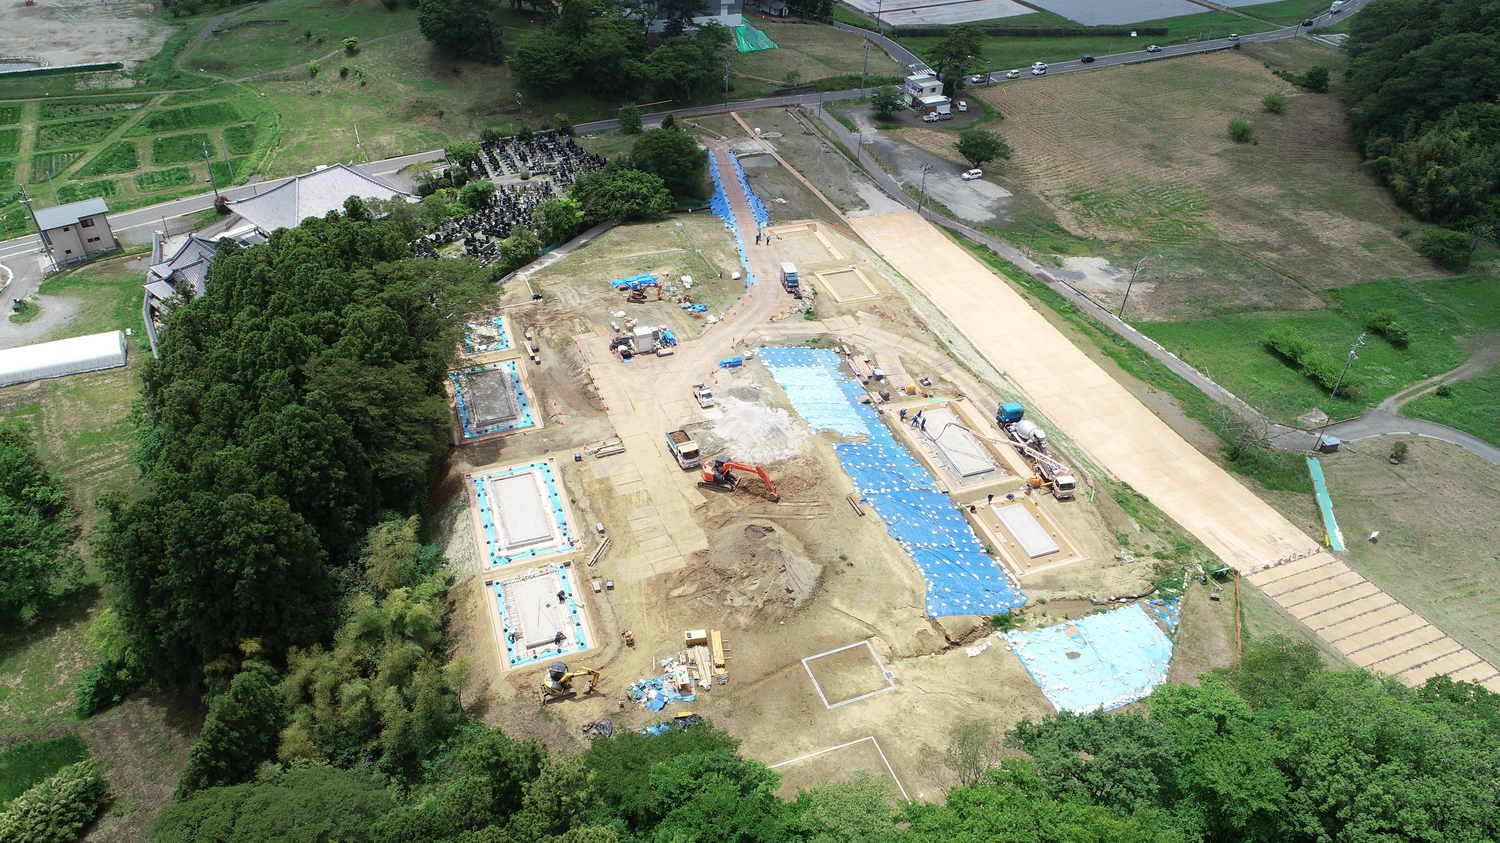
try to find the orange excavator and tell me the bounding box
[699,458,779,501]
[626,283,662,303]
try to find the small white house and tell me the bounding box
[904,73,942,106]
[0,330,127,387]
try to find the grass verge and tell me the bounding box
[0,734,91,805]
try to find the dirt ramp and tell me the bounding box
[669,520,822,628]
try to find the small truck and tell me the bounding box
[666,430,701,469]
[780,262,801,297]
[692,384,714,408]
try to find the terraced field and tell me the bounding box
[971,42,1432,306]
[0,84,276,226]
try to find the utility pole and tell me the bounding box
[724,57,732,108]
[861,42,872,94]
[876,0,884,38]
[516,92,524,125]
[353,123,364,165]
[203,140,220,201]
[44,171,59,204]
[1118,256,1148,317]
[221,135,235,184]
[1176,322,1194,358]
[19,187,56,272]
[1025,222,1038,257]
[1313,333,1366,449]
[919,163,933,218]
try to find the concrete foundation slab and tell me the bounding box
[920,407,995,478]
[995,504,1060,558]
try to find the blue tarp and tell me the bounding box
[610,273,656,290]
[627,674,697,712]
[450,361,534,438]
[707,153,757,296]
[1004,602,1176,714]
[462,316,511,354]
[759,347,1027,618]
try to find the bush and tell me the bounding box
[0,422,79,618]
[479,127,500,143]
[618,103,643,135]
[1364,307,1411,347]
[74,659,144,717]
[343,37,359,54]
[1263,325,1311,362]
[0,760,109,843]
[1228,118,1255,143]
[1303,65,1329,93]
[1419,228,1471,270]
[1262,92,1289,114]
[308,61,320,77]
[1434,384,1453,397]
[1391,440,1409,462]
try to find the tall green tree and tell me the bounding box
[513,31,579,94]
[954,128,1011,168]
[175,662,284,798]
[533,197,585,245]
[418,0,504,62]
[630,125,708,199]
[569,168,673,224]
[0,422,79,617]
[154,765,395,843]
[925,24,983,96]
[870,86,903,120]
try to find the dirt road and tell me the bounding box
[847,209,1500,690]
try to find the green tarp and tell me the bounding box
[734,25,779,52]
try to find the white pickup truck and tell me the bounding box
[692,384,714,408]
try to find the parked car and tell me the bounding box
[1146,45,1162,52]
[1081,55,1095,63]
[968,74,985,83]
[1228,33,1240,40]
[961,169,983,180]
[1302,18,1314,25]
[1032,66,1047,75]
[938,111,953,120]
[922,113,940,122]
[1032,61,1048,69]
[1006,69,1021,78]
[957,100,968,112]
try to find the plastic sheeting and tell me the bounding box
[626,674,697,712]
[451,361,534,437]
[734,25,779,52]
[1004,601,1176,714]
[760,347,1027,618]
[463,316,511,354]
[493,565,588,668]
[1306,457,1347,551]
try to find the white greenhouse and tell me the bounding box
[0,331,128,387]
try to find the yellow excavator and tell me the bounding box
[539,662,602,703]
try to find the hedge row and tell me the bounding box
[1264,325,1363,398]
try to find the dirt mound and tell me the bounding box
[668,520,822,628]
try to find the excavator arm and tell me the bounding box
[699,459,778,500]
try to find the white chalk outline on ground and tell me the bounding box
[801,640,897,709]
[768,735,911,801]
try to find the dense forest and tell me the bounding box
[1346,0,1500,235]
[128,634,1500,842]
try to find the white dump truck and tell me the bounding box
[666,430,701,469]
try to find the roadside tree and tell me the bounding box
[954,128,1012,167]
[871,86,903,120]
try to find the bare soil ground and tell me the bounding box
[771,737,905,801]
[439,211,1209,801]
[76,691,200,843]
[967,44,1434,321]
[0,0,175,71]
[805,643,891,705]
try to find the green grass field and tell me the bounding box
[0,105,20,125]
[0,734,91,806]
[134,167,195,192]
[0,161,15,185]
[224,123,257,155]
[56,179,121,204]
[900,11,1275,72]
[1403,374,1500,445]
[37,97,150,122]
[150,132,214,166]
[74,141,141,179]
[180,0,424,79]
[123,101,243,137]
[1234,0,1333,26]
[35,116,131,151]
[0,128,18,157]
